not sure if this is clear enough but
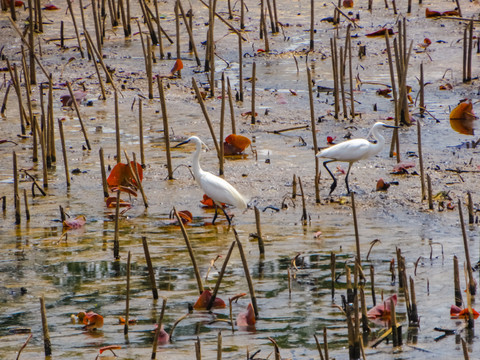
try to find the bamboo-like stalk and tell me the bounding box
[32,115,38,162]
[115,91,121,163]
[346,25,354,118]
[191,78,220,155]
[99,148,109,198]
[467,192,474,224]
[265,0,275,33]
[330,252,335,300]
[351,192,361,262]
[177,0,201,66]
[419,62,424,117]
[91,0,103,54]
[47,75,56,165]
[21,50,33,127]
[261,7,270,52]
[299,176,307,224]
[85,37,107,99]
[66,0,84,58]
[417,119,425,200]
[174,207,204,294]
[175,0,181,68]
[227,78,236,134]
[0,82,11,116]
[113,191,121,259]
[219,73,225,175]
[330,38,339,119]
[138,0,157,44]
[307,67,320,203]
[370,264,376,306]
[453,255,463,306]
[138,99,145,166]
[157,78,173,179]
[147,37,153,99]
[58,119,71,187]
[254,206,265,256]
[24,189,30,221]
[259,0,264,39]
[207,240,236,310]
[240,0,245,29]
[142,236,159,299]
[459,200,476,295]
[234,227,259,318]
[427,173,433,210]
[40,295,52,356]
[33,116,48,189]
[153,0,164,58]
[13,151,20,225]
[7,62,26,135]
[238,33,244,102]
[309,0,314,50]
[124,250,131,335]
[217,331,222,360]
[251,62,256,124]
[66,81,91,150]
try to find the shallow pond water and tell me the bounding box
[1,0,480,359]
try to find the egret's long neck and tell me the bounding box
[371,128,386,155]
[192,141,203,179]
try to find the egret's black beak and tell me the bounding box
[174,139,191,148]
[383,124,400,129]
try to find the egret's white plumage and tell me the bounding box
[176,136,247,224]
[316,122,397,194]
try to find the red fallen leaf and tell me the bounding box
[43,3,59,10]
[106,196,132,208]
[241,111,258,117]
[366,28,393,37]
[450,305,480,319]
[343,0,353,7]
[107,162,143,188]
[442,10,460,16]
[376,88,392,97]
[450,100,476,135]
[168,58,183,77]
[367,294,397,319]
[236,303,256,327]
[376,178,390,191]
[446,202,455,210]
[177,210,193,224]
[439,83,453,90]
[193,290,226,310]
[99,345,121,354]
[391,161,416,174]
[81,311,104,330]
[200,194,226,208]
[257,49,266,53]
[327,136,336,144]
[425,8,442,17]
[63,215,86,229]
[155,324,170,345]
[224,134,251,155]
[60,90,87,107]
[110,185,138,197]
[118,316,137,324]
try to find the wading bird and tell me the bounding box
[175,136,248,225]
[316,122,398,195]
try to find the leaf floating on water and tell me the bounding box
[43,3,59,10]
[118,316,137,324]
[439,83,453,90]
[449,100,476,135]
[200,194,225,208]
[193,290,226,310]
[107,162,143,189]
[99,345,121,354]
[63,215,86,229]
[224,134,251,155]
[236,303,256,327]
[425,8,460,17]
[177,210,193,224]
[450,305,480,319]
[78,311,104,330]
[155,324,170,345]
[367,294,397,319]
[366,28,393,37]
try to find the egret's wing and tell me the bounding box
[318,139,372,161]
[200,172,247,209]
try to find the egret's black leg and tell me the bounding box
[345,162,353,194]
[212,205,219,225]
[323,160,337,195]
[221,207,232,225]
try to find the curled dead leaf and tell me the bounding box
[224,134,251,155]
[193,290,226,310]
[450,100,476,135]
[63,215,86,229]
[366,28,393,37]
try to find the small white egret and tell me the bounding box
[175,136,248,225]
[316,122,398,195]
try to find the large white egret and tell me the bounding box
[316,122,398,195]
[175,136,248,224]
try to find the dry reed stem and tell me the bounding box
[174,207,204,294]
[142,236,159,300]
[57,119,71,187]
[207,240,236,310]
[40,295,52,356]
[66,81,91,150]
[124,251,131,335]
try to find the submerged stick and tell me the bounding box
[459,200,476,295]
[234,227,259,319]
[13,151,20,225]
[254,206,265,256]
[40,295,52,356]
[23,189,30,221]
[330,252,335,300]
[157,78,173,179]
[207,240,236,310]
[151,297,167,358]
[142,236,159,300]
[124,251,131,335]
[58,119,71,187]
[99,148,109,198]
[174,207,204,294]
[113,191,121,259]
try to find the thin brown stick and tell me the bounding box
[227,77,236,134]
[13,151,20,225]
[177,0,201,66]
[174,207,204,294]
[115,91,121,163]
[219,73,225,175]
[142,236,159,300]
[417,119,425,200]
[459,200,476,295]
[40,295,52,356]
[138,99,145,166]
[307,67,320,203]
[207,240,236,310]
[233,227,259,318]
[66,81,91,150]
[157,77,173,179]
[254,206,265,256]
[351,191,361,261]
[58,119,71,187]
[99,148,109,198]
[251,62,256,124]
[124,251,131,335]
[299,176,307,224]
[15,334,32,360]
[113,191,121,259]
